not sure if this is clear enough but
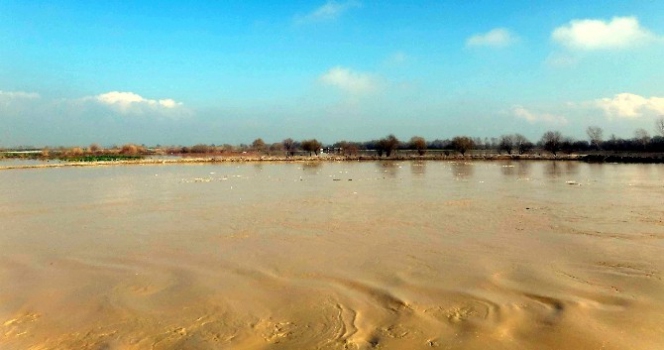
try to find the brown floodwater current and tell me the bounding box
[1,161,663,349]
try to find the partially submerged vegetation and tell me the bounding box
[1,143,148,161]
[63,154,144,162]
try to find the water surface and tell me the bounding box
[1,161,663,349]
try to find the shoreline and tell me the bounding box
[1,153,663,171]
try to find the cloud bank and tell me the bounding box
[466,28,517,48]
[593,93,664,118]
[552,16,655,50]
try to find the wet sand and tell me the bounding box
[1,161,663,349]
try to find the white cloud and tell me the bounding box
[93,91,183,114]
[319,67,379,95]
[158,99,179,108]
[593,93,664,118]
[512,105,568,125]
[295,0,360,24]
[552,16,655,50]
[96,91,145,106]
[466,28,518,48]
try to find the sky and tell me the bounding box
[1,0,664,147]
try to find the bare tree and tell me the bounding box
[301,139,322,156]
[251,138,266,152]
[269,142,283,155]
[634,128,650,149]
[347,143,359,156]
[335,141,349,155]
[282,138,297,156]
[451,136,475,156]
[656,117,664,137]
[498,135,515,154]
[337,141,359,156]
[473,137,483,149]
[409,136,427,156]
[586,126,603,149]
[541,131,563,156]
[514,134,533,154]
[89,143,102,154]
[376,134,400,157]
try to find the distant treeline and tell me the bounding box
[2,121,664,161]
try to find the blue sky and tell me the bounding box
[1,0,664,146]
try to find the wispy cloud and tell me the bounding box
[0,91,40,107]
[544,52,578,68]
[383,51,409,66]
[295,0,361,24]
[592,93,664,119]
[0,91,42,120]
[319,66,379,95]
[466,28,518,48]
[552,16,656,50]
[512,105,568,125]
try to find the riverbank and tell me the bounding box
[1,152,663,170]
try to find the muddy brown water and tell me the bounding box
[1,161,663,349]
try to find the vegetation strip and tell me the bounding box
[3,123,664,169]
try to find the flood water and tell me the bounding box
[1,161,663,349]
